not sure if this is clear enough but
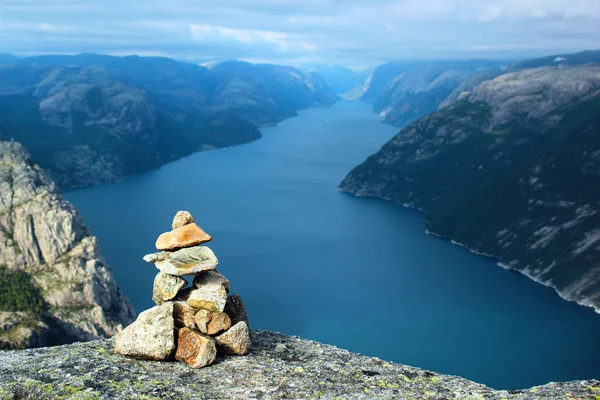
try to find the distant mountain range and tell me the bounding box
[361,60,505,127]
[341,50,600,312]
[0,54,338,189]
[361,50,600,129]
[305,65,371,98]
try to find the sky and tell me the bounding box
[1,0,599,68]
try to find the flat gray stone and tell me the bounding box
[114,303,175,360]
[143,246,218,276]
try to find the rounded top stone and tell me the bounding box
[172,211,195,230]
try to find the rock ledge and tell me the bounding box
[0,330,597,399]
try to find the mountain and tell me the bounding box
[0,331,597,398]
[307,65,371,97]
[441,50,600,109]
[362,60,504,127]
[0,54,337,189]
[0,138,135,349]
[200,61,338,124]
[512,49,600,69]
[0,54,19,64]
[340,64,600,312]
[361,61,422,103]
[24,55,338,123]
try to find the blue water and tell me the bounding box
[66,100,600,389]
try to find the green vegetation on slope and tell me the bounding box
[0,266,45,316]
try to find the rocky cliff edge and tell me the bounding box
[0,330,597,399]
[0,139,135,348]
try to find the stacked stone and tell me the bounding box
[114,211,251,368]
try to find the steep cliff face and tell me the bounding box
[0,55,337,189]
[340,65,600,312]
[362,61,503,127]
[0,331,597,398]
[0,139,135,349]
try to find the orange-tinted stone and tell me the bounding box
[175,327,216,368]
[155,223,212,251]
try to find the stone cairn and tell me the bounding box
[114,211,251,368]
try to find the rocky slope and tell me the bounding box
[340,64,600,312]
[0,331,597,399]
[0,139,135,349]
[362,60,503,127]
[440,49,600,109]
[0,55,337,189]
[367,51,600,129]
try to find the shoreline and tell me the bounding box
[339,187,600,315]
[64,101,343,194]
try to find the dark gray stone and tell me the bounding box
[224,294,249,329]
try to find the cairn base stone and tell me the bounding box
[152,272,186,305]
[115,303,176,360]
[155,223,212,251]
[175,327,217,368]
[215,321,251,356]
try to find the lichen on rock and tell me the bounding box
[114,303,175,360]
[0,330,597,399]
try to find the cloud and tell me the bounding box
[189,24,314,52]
[0,0,598,65]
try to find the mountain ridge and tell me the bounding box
[341,63,600,313]
[0,54,338,189]
[361,60,504,127]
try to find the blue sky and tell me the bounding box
[1,0,599,67]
